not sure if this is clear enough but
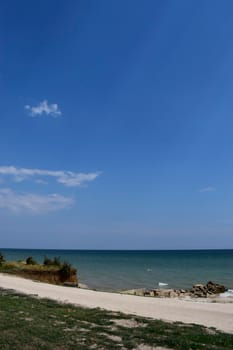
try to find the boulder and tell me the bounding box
[169,291,179,298]
[121,288,146,296]
[206,281,226,294]
[153,289,176,298]
[180,289,186,293]
[190,281,226,297]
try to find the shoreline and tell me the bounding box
[0,273,233,333]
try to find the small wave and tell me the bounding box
[147,268,152,272]
[158,282,168,287]
[220,289,233,298]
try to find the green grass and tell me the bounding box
[0,261,60,272]
[0,288,232,350]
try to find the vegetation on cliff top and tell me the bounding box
[0,252,77,284]
[0,251,5,265]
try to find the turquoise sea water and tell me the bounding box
[1,249,232,291]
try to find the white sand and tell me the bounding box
[0,273,233,333]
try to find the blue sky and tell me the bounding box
[1,0,233,249]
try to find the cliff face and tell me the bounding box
[0,259,79,286]
[15,269,78,286]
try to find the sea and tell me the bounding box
[1,249,233,293]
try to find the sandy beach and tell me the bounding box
[0,273,233,333]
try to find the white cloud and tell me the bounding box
[198,187,216,192]
[25,100,61,117]
[35,179,48,185]
[0,166,100,187]
[0,188,74,213]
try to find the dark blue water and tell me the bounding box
[1,249,232,291]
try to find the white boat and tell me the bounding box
[158,282,168,287]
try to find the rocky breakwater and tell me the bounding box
[121,281,227,298]
[189,281,226,298]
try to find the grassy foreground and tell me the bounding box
[0,289,232,350]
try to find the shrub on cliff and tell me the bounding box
[43,256,53,266]
[59,262,74,279]
[26,256,37,265]
[43,256,61,267]
[0,252,5,265]
[53,256,61,267]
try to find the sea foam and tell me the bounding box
[220,289,233,298]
